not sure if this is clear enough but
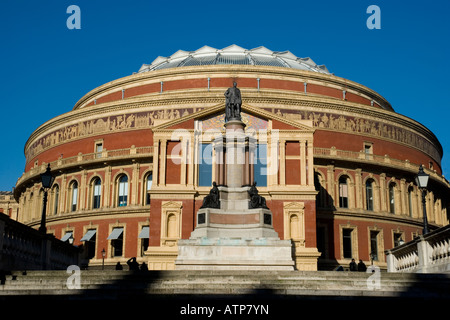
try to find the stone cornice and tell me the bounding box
[26,207,150,228]
[73,64,392,111]
[318,208,441,230]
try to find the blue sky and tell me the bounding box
[1,0,449,191]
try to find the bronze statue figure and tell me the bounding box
[200,182,220,209]
[248,181,268,209]
[224,81,242,121]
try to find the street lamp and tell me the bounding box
[415,164,430,235]
[102,248,106,270]
[39,164,55,233]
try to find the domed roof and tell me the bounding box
[138,45,331,74]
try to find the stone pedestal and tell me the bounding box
[175,119,295,271]
[176,238,294,270]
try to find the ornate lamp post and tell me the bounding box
[39,164,55,234]
[415,164,430,235]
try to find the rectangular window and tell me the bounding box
[118,176,128,207]
[364,142,373,160]
[138,226,150,256]
[370,231,379,261]
[108,227,124,257]
[95,142,103,158]
[339,178,348,208]
[81,229,97,259]
[93,180,101,209]
[198,143,212,187]
[389,184,395,214]
[146,174,153,205]
[254,144,267,187]
[71,184,78,212]
[343,228,353,259]
[366,180,374,211]
[393,232,404,247]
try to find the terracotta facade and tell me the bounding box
[13,60,450,270]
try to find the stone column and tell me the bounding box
[243,143,249,186]
[300,140,306,185]
[307,139,314,186]
[279,140,286,186]
[224,120,246,188]
[160,139,167,186]
[80,170,87,210]
[153,141,160,187]
[249,139,255,185]
[400,179,407,215]
[326,165,334,208]
[355,169,363,209]
[380,173,386,212]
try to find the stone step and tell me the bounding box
[2,270,449,299]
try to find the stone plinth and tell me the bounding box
[175,117,295,271]
[190,207,278,239]
[175,238,295,270]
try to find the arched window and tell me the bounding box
[389,183,396,214]
[92,178,101,209]
[366,179,374,211]
[70,181,78,212]
[145,173,152,205]
[339,176,349,208]
[118,175,128,207]
[52,185,59,215]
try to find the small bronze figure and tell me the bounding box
[200,182,220,209]
[224,81,242,121]
[248,181,268,209]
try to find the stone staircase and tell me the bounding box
[1,269,449,300]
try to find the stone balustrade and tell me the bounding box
[0,213,80,270]
[16,146,154,190]
[386,224,450,273]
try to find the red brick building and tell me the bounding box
[14,45,450,270]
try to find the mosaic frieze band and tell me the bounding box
[25,106,441,165]
[278,108,441,163]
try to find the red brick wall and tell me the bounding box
[26,129,153,172]
[314,130,441,174]
[83,77,374,108]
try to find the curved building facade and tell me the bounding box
[14,45,450,270]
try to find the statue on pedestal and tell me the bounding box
[224,82,242,121]
[248,181,268,209]
[200,182,220,209]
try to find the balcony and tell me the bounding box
[313,147,450,189]
[0,212,79,270]
[385,224,450,273]
[16,146,153,194]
